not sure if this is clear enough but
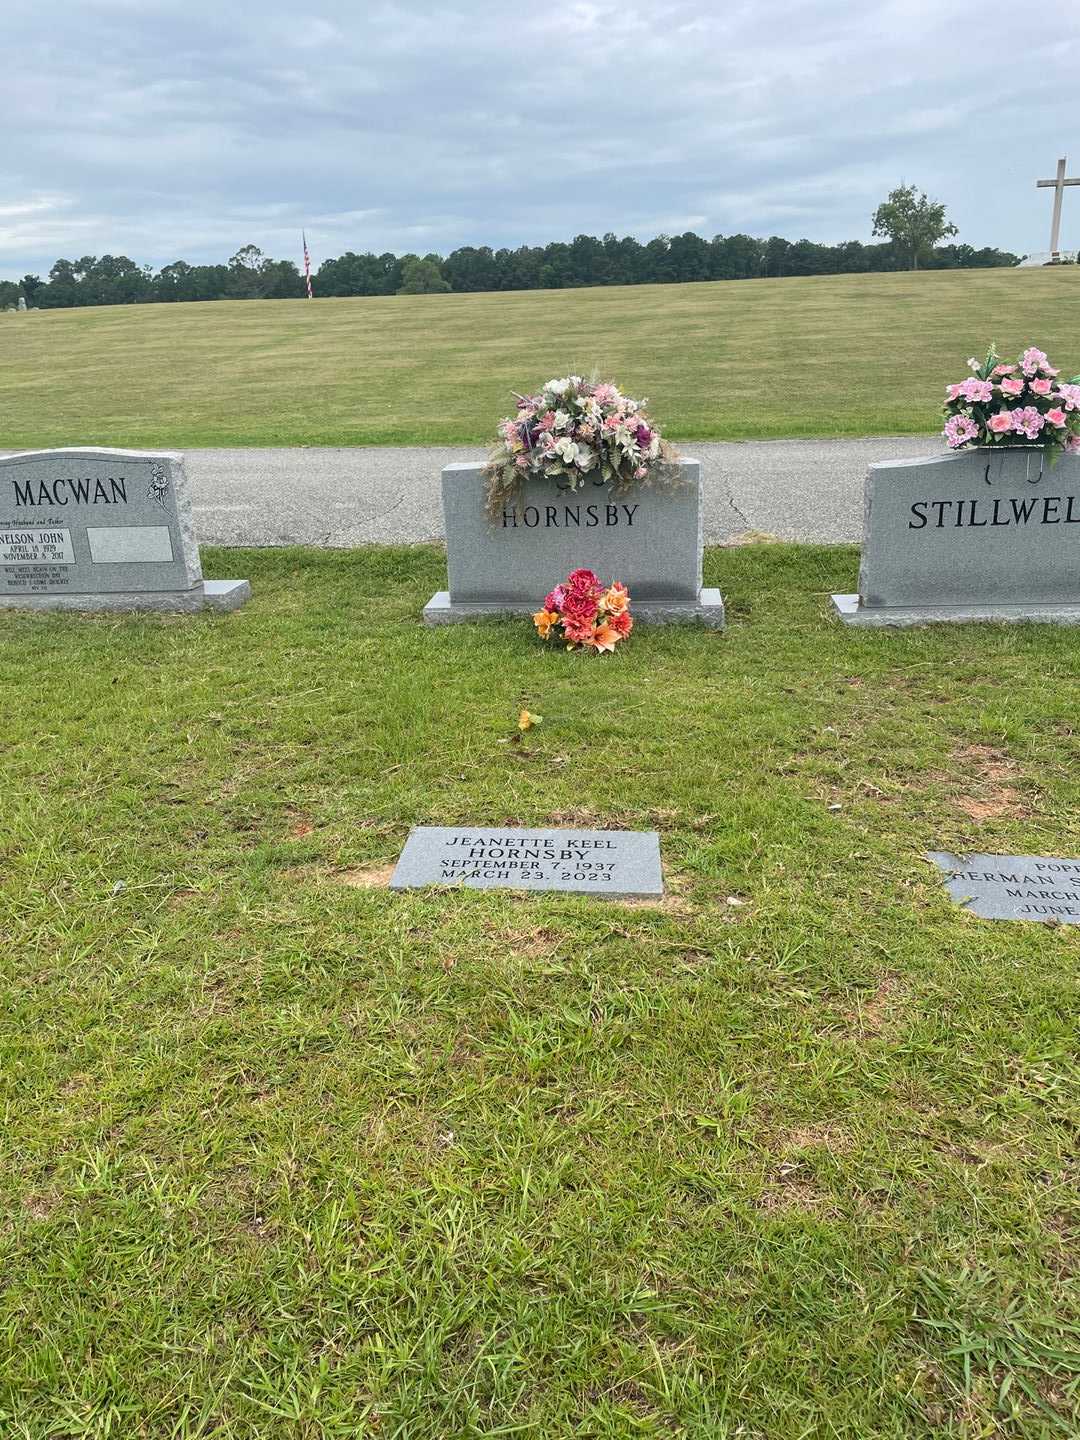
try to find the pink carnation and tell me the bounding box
[1011,406,1045,439]
[561,616,595,644]
[561,592,599,625]
[943,414,979,449]
[1021,346,1049,376]
[566,567,601,592]
[959,378,994,404]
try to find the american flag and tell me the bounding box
[302,231,313,299]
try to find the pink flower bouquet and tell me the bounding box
[486,375,678,518]
[533,568,633,653]
[942,345,1080,459]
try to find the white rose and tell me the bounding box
[553,437,579,464]
[545,377,570,396]
[552,409,571,431]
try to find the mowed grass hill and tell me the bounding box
[2,267,1078,450]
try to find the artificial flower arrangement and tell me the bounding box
[942,345,1080,458]
[486,375,678,518]
[533,568,632,653]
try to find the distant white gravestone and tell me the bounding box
[0,448,249,613]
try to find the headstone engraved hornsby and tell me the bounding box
[390,826,663,897]
[423,459,724,625]
[0,448,249,613]
[928,851,1080,924]
[833,448,1080,625]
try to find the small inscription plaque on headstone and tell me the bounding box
[390,826,663,897]
[928,851,1080,923]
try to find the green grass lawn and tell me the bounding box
[2,268,1078,450]
[2,544,1078,1437]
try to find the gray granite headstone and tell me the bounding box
[928,850,1080,923]
[833,447,1080,626]
[0,448,249,613]
[390,826,663,897]
[424,460,723,626]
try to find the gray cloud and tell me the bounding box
[3,0,1078,278]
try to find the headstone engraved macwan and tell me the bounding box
[0,448,249,613]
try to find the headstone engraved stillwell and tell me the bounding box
[928,851,1080,924]
[0,448,250,613]
[424,458,724,626]
[390,827,663,898]
[833,448,1080,626]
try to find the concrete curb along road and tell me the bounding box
[4,437,944,548]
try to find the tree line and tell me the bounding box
[3,230,1019,311]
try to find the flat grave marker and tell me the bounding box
[0,447,249,613]
[927,850,1080,923]
[390,826,663,897]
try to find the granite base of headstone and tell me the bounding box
[928,850,1080,924]
[424,459,724,626]
[833,448,1080,627]
[0,448,250,614]
[390,826,663,897]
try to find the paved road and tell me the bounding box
[180,436,942,547]
[1,438,944,546]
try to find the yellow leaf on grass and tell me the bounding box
[518,710,542,731]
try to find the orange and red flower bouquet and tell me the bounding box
[533,568,632,653]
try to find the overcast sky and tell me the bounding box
[3,0,1078,279]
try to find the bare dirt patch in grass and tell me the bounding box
[22,1191,60,1222]
[480,919,562,960]
[949,743,1028,821]
[757,1168,837,1216]
[840,974,902,1038]
[335,862,396,889]
[779,1124,854,1156]
[725,529,781,546]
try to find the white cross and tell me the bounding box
[1036,157,1080,259]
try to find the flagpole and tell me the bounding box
[302,231,313,299]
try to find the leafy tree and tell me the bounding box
[396,256,450,294]
[12,219,1020,313]
[872,184,958,270]
[227,244,274,299]
[0,279,19,308]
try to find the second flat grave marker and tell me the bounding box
[928,850,1080,923]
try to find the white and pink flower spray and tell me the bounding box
[942,345,1080,459]
[486,376,677,519]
